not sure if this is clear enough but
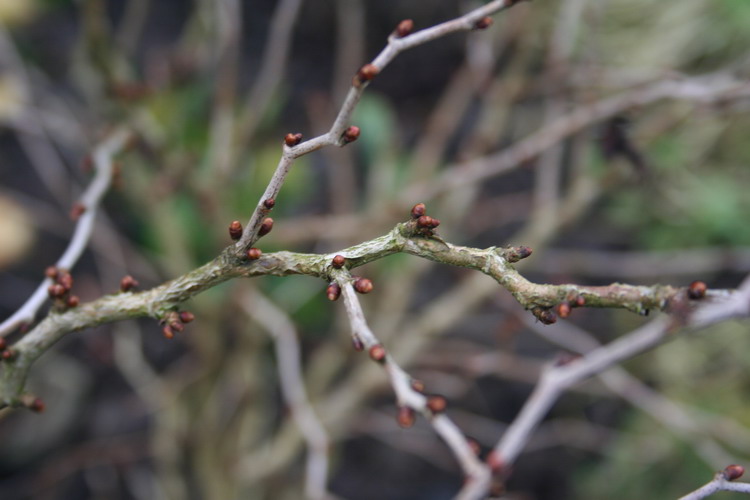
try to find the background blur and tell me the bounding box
[1,0,750,498]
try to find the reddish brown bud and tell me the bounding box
[66,295,80,308]
[356,63,379,84]
[259,218,274,237]
[352,336,364,351]
[229,220,243,240]
[417,215,441,231]
[687,280,707,300]
[179,311,195,323]
[723,464,745,481]
[554,351,581,367]
[395,19,414,38]
[162,325,174,339]
[70,202,86,221]
[48,284,66,298]
[411,379,425,393]
[574,295,586,307]
[341,126,360,144]
[354,277,373,294]
[120,275,139,292]
[426,395,447,414]
[474,16,493,30]
[332,255,346,269]
[486,451,505,474]
[284,132,303,147]
[0,338,6,351]
[2,349,17,361]
[169,321,184,333]
[246,248,262,260]
[263,198,276,210]
[326,283,341,301]
[44,266,58,280]
[532,307,557,325]
[411,203,426,219]
[57,272,73,291]
[369,344,386,363]
[467,438,482,456]
[507,246,533,263]
[555,302,571,319]
[397,406,415,428]
[29,397,45,413]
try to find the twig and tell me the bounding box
[240,290,331,500]
[333,269,491,500]
[0,127,131,338]
[679,468,750,500]
[491,278,750,472]
[235,0,526,252]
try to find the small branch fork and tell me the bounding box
[0,213,722,409]
[0,128,131,338]
[489,278,750,489]
[333,269,492,499]
[234,0,526,253]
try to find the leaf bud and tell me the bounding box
[229,220,243,240]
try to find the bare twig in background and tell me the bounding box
[0,128,131,337]
[240,289,331,500]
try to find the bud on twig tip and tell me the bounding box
[723,464,745,481]
[284,133,303,147]
[229,220,243,240]
[369,344,386,363]
[354,277,373,294]
[395,19,414,38]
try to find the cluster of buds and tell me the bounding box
[46,267,80,309]
[160,310,195,340]
[410,203,441,235]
